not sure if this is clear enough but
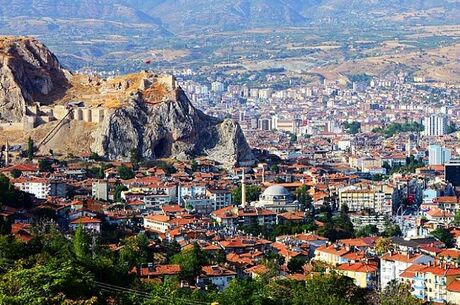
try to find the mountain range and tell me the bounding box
[0,0,458,35]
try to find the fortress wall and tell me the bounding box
[73,108,83,121]
[82,108,92,122]
[53,105,67,120]
[91,108,105,123]
[23,115,37,130]
[157,75,177,91]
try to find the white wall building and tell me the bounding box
[380,252,434,290]
[428,144,451,165]
[423,114,448,136]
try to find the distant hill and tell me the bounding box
[0,0,170,37]
[124,0,460,32]
[0,0,458,34]
[134,0,308,32]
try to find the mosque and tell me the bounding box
[240,169,300,212]
[252,184,300,212]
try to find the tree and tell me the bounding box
[355,224,379,237]
[270,163,279,173]
[171,242,208,282]
[343,121,361,135]
[27,137,34,161]
[431,227,455,248]
[10,169,22,178]
[452,210,460,226]
[117,165,134,180]
[0,259,97,304]
[295,185,312,212]
[232,185,261,204]
[129,148,141,170]
[119,232,150,268]
[375,238,393,255]
[191,159,199,172]
[383,223,402,237]
[287,256,307,273]
[73,225,90,260]
[333,204,355,239]
[380,281,422,305]
[39,159,54,172]
[114,184,128,202]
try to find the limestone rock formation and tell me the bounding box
[0,36,254,167]
[91,88,255,168]
[0,36,69,122]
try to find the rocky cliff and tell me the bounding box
[91,88,254,168]
[0,36,254,167]
[0,36,69,122]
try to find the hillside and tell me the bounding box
[2,0,458,35]
[0,36,254,167]
[0,0,170,37]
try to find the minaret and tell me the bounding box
[241,168,246,208]
[4,141,9,167]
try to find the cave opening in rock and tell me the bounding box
[154,138,170,158]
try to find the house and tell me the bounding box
[407,263,460,303]
[447,278,460,305]
[196,265,236,291]
[314,243,351,266]
[337,261,378,289]
[130,264,181,282]
[244,264,270,279]
[70,216,102,233]
[380,252,434,290]
[144,214,171,234]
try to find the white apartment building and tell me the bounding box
[423,114,448,136]
[428,144,451,165]
[338,184,396,214]
[13,177,67,199]
[380,252,433,290]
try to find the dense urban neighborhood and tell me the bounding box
[1,71,460,303]
[0,0,460,302]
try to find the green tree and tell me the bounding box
[431,227,455,248]
[117,165,135,180]
[38,159,54,172]
[287,256,307,273]
[343,121,361,135]
[383,223,402,237]
[333,204,355,239]
[295,185,312,212]
[452,210,460,226]
[380,281,422,305]
[375,238,393,255]
[129,148,141,170]
[10,169,22,178]
[27,137,34,161]
[232,185,262,204]
[119,232,150,268]
[113,184,128,202]
[191,159,199,172]
[355,224,379,237]
[73,225,90,260]
[0,259,97,304]
[171,242,208,282]
[270,163,280,173]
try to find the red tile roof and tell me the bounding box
[70,216,101,224]
[447,278,460,293]
[337,262,378,273]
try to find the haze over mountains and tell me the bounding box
[0,0,458,35]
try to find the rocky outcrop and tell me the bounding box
[0,36,69,122]
[91,88,255,168]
